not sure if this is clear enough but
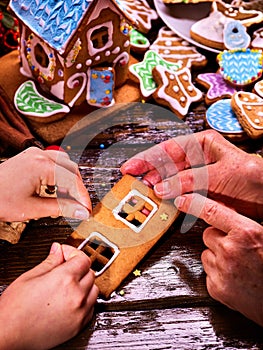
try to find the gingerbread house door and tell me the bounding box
[86,67,115,107]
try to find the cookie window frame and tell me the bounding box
[86,21,113,56]
[77,232,120,276]
[112,189,158,233]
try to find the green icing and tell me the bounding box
[14,80,70,117]
[130,50,182,98]
[130,29,150,48]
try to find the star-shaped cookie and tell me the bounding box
[129,50,182,98]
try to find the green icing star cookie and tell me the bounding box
[129,50,182,98]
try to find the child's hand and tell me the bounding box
[0,243,99,350]
[0,147,91,221]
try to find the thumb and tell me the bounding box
[25,242,65,279]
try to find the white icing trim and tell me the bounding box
[27,35,56,80]
[66,72,87,107]
[77,231,120,277]
[113,189,158,233]
[19,25,33,78]
[234,92,263,130]
[113,51,129,66]
[86,20,113,56]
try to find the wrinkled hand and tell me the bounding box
[0,147,91,221]
[0,243,99,350]
[175,193,263,327]
[121,130,263,220]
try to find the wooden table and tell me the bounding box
[0,57,263,349]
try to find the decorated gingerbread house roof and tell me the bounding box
[9,0,134,55]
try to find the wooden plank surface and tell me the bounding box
[0,51,263,349]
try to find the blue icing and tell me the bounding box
[223,20,250,50]
[9,0,92,54]
[88,69,114,107]
[206,99,243,133]
[218,49,263,85]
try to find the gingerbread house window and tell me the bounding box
[77,232,120,276]
[91,27,109,49]
[35,43,49,68]
[87,21,113,56]
[113,189,158,233]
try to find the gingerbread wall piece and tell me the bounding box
[66,174,179,299]
[9,0,136,108]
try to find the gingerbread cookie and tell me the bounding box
[129,50,182,98]
[150,26,207,69]
[223,20,251,50]
[152,65,203,119]
[206,99,245,138]
[130,28,150,54]
[162,0,213,4]
[66,174,179,299]
[215,0,263,27]
[121,0,158,34]
[217,48,263,87]
[190,3,232,51]
[231,91,263,139]
[14,80,70,123]
[251,27,263,50]
[190,1,263,50]
[253,79,263,98]
[196,73,237,105]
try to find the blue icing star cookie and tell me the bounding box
[206,99,244,134]
[223,20,251,50]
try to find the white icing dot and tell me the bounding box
[180,97,186,102]
[76,63,82,69]
[187,86,193,92]
[164,49,170,55]
[182,75,189,81]
[165,40,172,46]
[247,105,252,110]
[124,40,130,48]
[173,86,179,93]
[95,56,101,61]
[86,59,92,66]
[112,47,120,54]
[254,118,260,124]
[169,74,175,80]
[243,97,249,102]
[105,51,111,56]
[258,111,263,117]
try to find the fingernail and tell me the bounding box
[154,181,171,195]
[174,196,186,209]
[74,208,89,220]
[50,242,60,254]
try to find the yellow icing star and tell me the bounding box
[160,213,169,221]
[119,290,125,296]
[133,269,141,277]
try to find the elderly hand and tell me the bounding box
[0,243,99,350]
[121,130,263,220]
[175,193,263,327]
[0,147,91,222]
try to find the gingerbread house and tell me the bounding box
[9,0,135,108]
